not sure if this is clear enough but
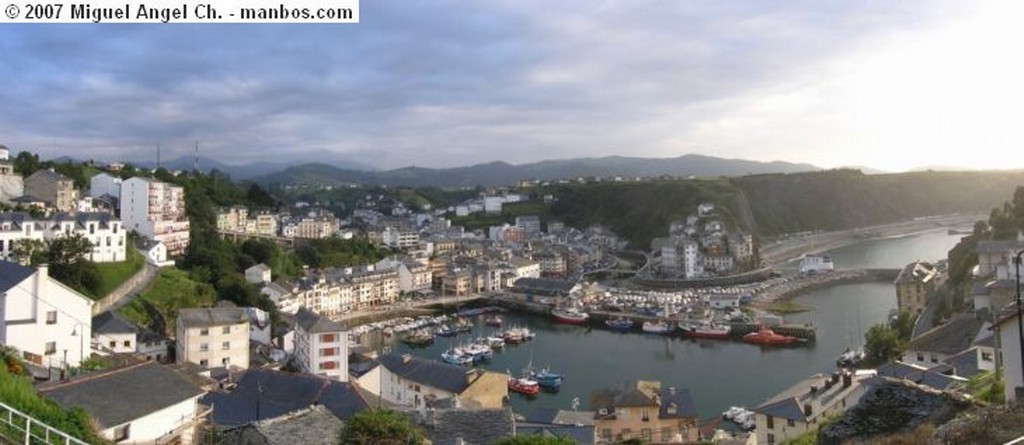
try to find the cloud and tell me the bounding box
[0,0,1004,171]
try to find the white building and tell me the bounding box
[0,262,93,368]
[382,226,420,249]
[376,256,432,293]
[0,212,127,263]
[175,307,250,369]
[40,361,206,445]
[245,263,272,284]
[88,172,123,200]
[293,307,348,381]
[135,238,173,267]
[120,177,190,257]
[482,196,504,214]
[509,257,541,279]
[697,203,715,217]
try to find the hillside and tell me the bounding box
[543,170,1024,248]
[254,154,821,187]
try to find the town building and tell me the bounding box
[88,172,122,201]
[24,169,79,213]
[293,307,348,381]
[590,380,699,444]
[0,145,23,203]
[120,177,190,256]
[382,226,420,249]
[376,256,432,293]
[0,212,127,263]
[515,215,542,236]
[753,371,873,445]
[39,361,207,445]
[245,263,272,284]
[175,307,250,369]
[0,262,93,368]
[991,310,1024,402]
[900,314,987,368]
[377,353,508,409]
[894,261,938,314]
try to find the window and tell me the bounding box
[222,326,230,334]
[642,408,650,422]
[321,333,337,343]
[89,224,95,235]
[982,351,994,361]
[45,311,57,324]
[641,429,652,441]
[222,341,230,350]
[787,419,796,427]
[123,340,131,347]
[199,359,208,367]
[321,347,338,357]
[661,427,672,442]
[45,342,56,355]
[601,429,612,440]
[916,352,924,361]
[113,424,130,442]
[106,236,111,247]
[930,354,938,363]
[199,343,209,352]
[318,361,338,370]
[199,328,209,336]
[222,357,230,365]
[109,341,116,348]
[768,433,776,445]
[767,415,774,429]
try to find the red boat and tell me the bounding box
[551,308,589,325]
[742,327,799,346]
[681,321,732,340]
[508,377,540,395]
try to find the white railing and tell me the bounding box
[0,401,90,445]
[1005,436,1024,445]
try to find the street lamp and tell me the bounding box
[70,322,84,368]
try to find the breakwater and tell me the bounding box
[756,269,899,304]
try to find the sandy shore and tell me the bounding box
[759,213,982,267]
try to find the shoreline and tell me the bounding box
[759,213,981,267]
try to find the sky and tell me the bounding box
[2,0,1023,172]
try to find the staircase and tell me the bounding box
[0,402,89,445]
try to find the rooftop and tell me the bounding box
[906,314,986,356]
[201,369,369,426]
[39,362,205,430]
[378,353,482,394]
[0,261,35,293]
[178,307,248,328]
[294,307,346,334]
[91,311,139,335]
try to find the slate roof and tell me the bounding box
[26,169,71,183]
[0,261,35,293]
[407,408,514,445]
[875,362,964,391]
[178,307,248,328]
[970,281,989,296]
[91,311,139,335]
[250,405,343,445]
[942,347,983,379]
[200,369,369,426]
[294,307,346,334]
[525,408,596,426]
[906,314,985,355]
[755,397,807,422]
[753,373,871,422]
[659,386,698,419]
[378,353,479,394]
[975,334,996,348]
[976,239,1024,255]
[591,382,659,413]
[39,362,205,429]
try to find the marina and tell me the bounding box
[360,228,965,420]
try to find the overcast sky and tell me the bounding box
[2,0,1023,171]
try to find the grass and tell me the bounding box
[92,245,145,299]
[119,268,217,336]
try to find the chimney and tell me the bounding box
[402,354,412,364]
[842,372,852,388]
[803,404,812,417]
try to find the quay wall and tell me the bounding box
[759,269,899,303]
[634,267,775,289]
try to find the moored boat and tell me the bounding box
[642,320,673,334]
[485,315,503,327]
[605,317,634,332]
[508,377,540,395]
[530,367,564,389]
[837,347,865,367]
[552,307,590,325]
[441,348,473,366]
[742,327,799,346]
[681,321,731,339]
[401,329,435,346]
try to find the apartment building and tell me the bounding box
[0,212,126,263]
[175,307,250,369]
[293,307,348,381]
[24,169,79,213]
[121,177,190,256]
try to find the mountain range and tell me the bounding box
[251,154,822,187]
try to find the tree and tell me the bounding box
[10,238,46,265]
[891,311,915,341]
[338,409,425,445]
[12,151,41,176]
[864,324,901,365]
[247,183,277,208]
[495,436,577,445]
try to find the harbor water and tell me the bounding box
[367,229,966,420]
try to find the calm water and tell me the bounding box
[369,230,964,419]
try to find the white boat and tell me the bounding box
[642,320,673,334]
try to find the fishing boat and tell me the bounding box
[458,343,494,363]
[480,336,506,349]
[605,317,634,332]
[401,329,435,346]
[530,367,564,389]
[552,307,589,325]
[485,315,503,327]
[680,320,731,339]
[441,348,473,366]
[742,327,799,346]
[453,317,473,333]
[836,347,866,367]
[508,376,540,395]
[435,324,458,337]
[642,320,673,334]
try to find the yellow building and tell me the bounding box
[894,261,937,314]
[591,380,699,444]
